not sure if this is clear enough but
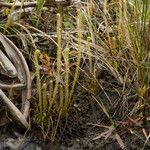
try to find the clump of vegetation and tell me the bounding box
[33,10,84,141]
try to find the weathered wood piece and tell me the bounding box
[0,89,29,129]
[0,33,31,120]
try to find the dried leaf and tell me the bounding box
[142,128,148,138]
[115,133,125,149]
[0,33,25,82]
[92,125,126,149]
[92,127,114,140]
[128,117,143,127]
[0,49,17,77]
[0,33,31,119]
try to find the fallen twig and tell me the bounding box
[0,1,70,8]
[0,83,25,90]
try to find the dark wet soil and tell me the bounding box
[1,72,150,150]
[0,95,150,150]
[53,95,150,150]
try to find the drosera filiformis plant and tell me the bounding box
[34,49,43,122]
[69,8,82,101]
[49,13,62,113]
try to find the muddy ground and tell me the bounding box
[0,71,150,150]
